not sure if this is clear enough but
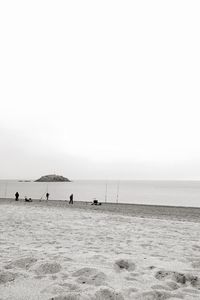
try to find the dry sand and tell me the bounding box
[0,199,200,299]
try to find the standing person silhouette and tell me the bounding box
[69,193,73,204]
[15,192,19,201]
[46,193,49,200]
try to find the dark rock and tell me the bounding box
[35,174,71,182]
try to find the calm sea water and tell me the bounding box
[1,180,200,208]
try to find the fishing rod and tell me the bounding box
[116,181,120,204]
[40,191,46,201]
[40,184,49,201]
[105,182,107,203]
[5,182,7,199]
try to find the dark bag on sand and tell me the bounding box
[25,197,32,202]
[91,200,101,205]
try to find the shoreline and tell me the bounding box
[1,197,200,223]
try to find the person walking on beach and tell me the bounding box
[69,193,73,204]
[46,193,49,200]
[15,192,19,201]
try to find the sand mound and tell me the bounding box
[0,270,18,284]
[49,293,90,300]
[5,257,37,270]
[72,267,107,286]
[94,287,124,300]
[114,259,136,271]
[36,262,61,274]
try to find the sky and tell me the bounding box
[0,0,200,180]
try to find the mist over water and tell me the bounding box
[1,180,200,208]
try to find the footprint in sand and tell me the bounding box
[192,244,200,251]
[4,257,37,270]
[191,260,200,269]
[155,270,186,284]
[34,275,46,280]
[125,271,140,281]
[125,276,138,281]
[35,262,62,275]
[72,267,107,286]
[124,287,138,298]
[61,273,69,280]
[43,282,80,295]
[155,270,200,288]
[182,288,200,295]
[165,281,180,291]
[63,257,73,262]
[114,258,136,272]
[94,287,124,300]
[42,285,65,295]
[134,290,183,300]
[91,254,107,260]
[185,274,200,288]
[59,282,80,291]
[151,284,171,291]
[0,270,18,284]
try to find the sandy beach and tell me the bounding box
[1,199,200,299]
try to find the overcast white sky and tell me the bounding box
[0,1,200,180]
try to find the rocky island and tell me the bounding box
[35,174,71,182]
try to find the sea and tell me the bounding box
[1,180,200,208]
